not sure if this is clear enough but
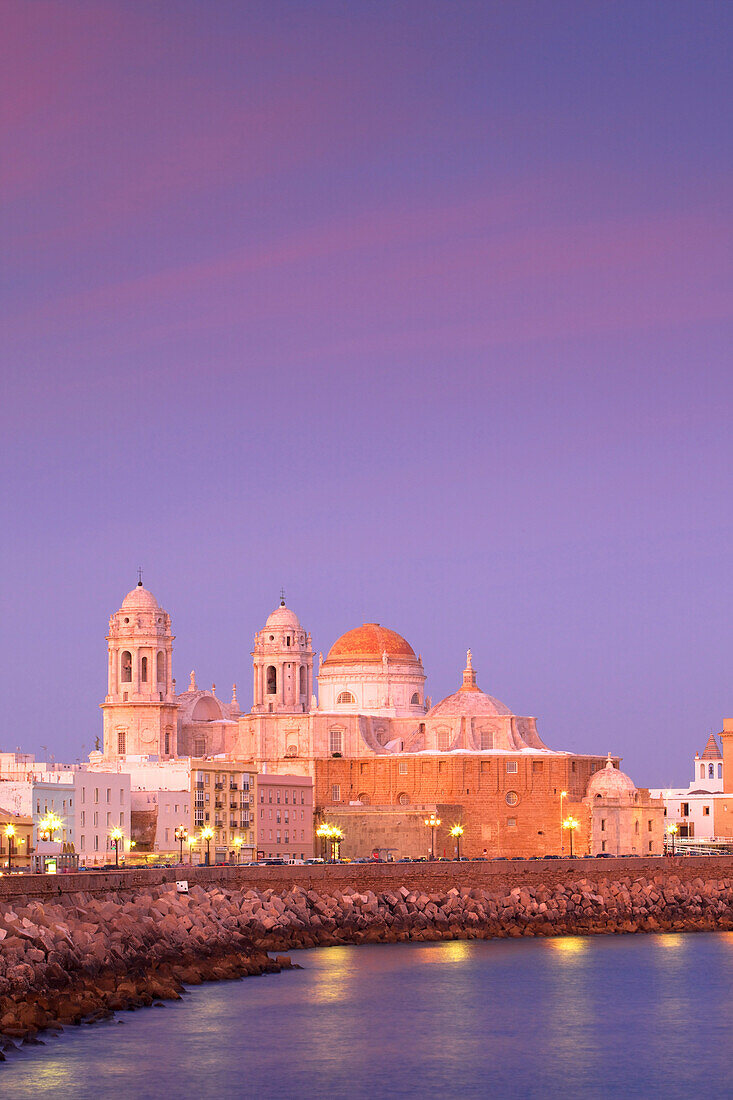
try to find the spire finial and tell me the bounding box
[137,566,143,587]
[461,649,478,691]
[280,587,286,607]
[467,648,473,668]
[189,669,197,692]
[231,683,238,706]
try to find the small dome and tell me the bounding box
[265,603,302,630]
[121,582,159,611]
[426,650,511,717]
[586,758,637,799]
[324,623,418,666]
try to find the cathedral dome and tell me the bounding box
[265,602,302,630]
[324,623,418,666]
[426,650,511,717]
[586,758,636,800]
[120,582,159,611]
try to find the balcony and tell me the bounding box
[195,782,204,790]
[215,783,224,791]
[229,784,238,791]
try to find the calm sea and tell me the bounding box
[2,933,733,1099]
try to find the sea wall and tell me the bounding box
[3,858,733,1046]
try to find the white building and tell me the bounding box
[651,734,727,841]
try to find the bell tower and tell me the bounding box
[252,595,314,713]
[101,579,179,759]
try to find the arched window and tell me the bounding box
[329,730,343,755]
[117,730,126,755]
[709,763,715,779]
[480,730,493,751]
[701,764,706,779]
[719,764,723,779]
[411,692,420,705]
[398,792,410,806]
[437,729,450,752]
[164,730,170,755]
[357,793,370,805]
[635,820,640,834]
[157,651,165,684]
[337,691,355,705]
[141,655,148,682]
[299,666,306,696]
[121,651,132,683]
[266,666,277,695]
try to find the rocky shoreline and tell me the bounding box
[2,872,733,1050]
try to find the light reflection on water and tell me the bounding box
[3,933,733,1099]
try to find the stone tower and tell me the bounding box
[101,580,178,759]
[252,597,314,713]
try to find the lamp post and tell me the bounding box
[424,814,442,860]
[562,815,579,858]
[667,822,678,857]
[316,822,331,859]
[174,825,188,863]
[316,823,343,860]
[201,825,214,866]
[109,826,124,869]
[188,836,196,865]
[450,824,464,860]
[39,812,63,843]
[232,836,243,864]
[4,824,15,872]
[330,826,343,860]
[560,791,568,853]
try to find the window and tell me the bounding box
[700,764,706,779]
[398,792,410,806]
[532,761,543,774]
[601,840,607,852]
[507,818,516,828]
[141,655,148,682]
[81,789,85,803]
[506,761,518,774]
[119,812,124,826]
[276,832,281,844]
[709,764,715,779]
[480,730,493,751]
[194,738,206,757]
[648,841,653,852]
[411,693,420,705]
[94,788,99,803]
[337,691,355,705]
[80,836,85,851]
[703,806,710,816]
[329,730,343,755]
[681,803,690,817]
[120,790,124,805]
[107,812,111,826]
[648,819,652,831]
[164,731,170,755]
[276,811,281,824]
[399,761,408,776]
[719,764,723,779]
[94,835,99,851]
[266,666,277,694]
[121,651,132,683]
[438,730,450,752]
[505,791,519,806]
[331,785,341,802]
[299,666,306,696]
[601,819,605,832]
[106,788,111,803]
[80,811,85,827]
[634,820,639,834]
[157,651,165,683]
[117,731,126,755]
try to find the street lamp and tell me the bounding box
[4,824,15,872]
[187,836,196,864]
[316,823,343,860]
[38,812,63,842]
[450,824,464,860]
[109,826,124,869]
[562,815,579,858]
[560,791,568,853]
[201,825,214,865]
[174,825,188,863]
[667,822,679,857]
[232,836,243,864]
[424,814,442,860]
[330,826,343,860]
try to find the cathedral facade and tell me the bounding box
[101,582,663,857]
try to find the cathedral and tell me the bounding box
[101,581,664,857]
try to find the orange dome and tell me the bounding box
[323,623,418,665]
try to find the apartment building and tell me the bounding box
[256,773,314,861]
[190,759,256,862]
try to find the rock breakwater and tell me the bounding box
[2,870,733,1046]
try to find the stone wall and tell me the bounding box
[4,857,733,1043]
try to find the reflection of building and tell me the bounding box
[98,582,653,858]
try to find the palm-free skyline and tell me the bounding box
[2,1,732,784]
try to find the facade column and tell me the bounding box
[253,661,259,709]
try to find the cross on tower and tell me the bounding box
[280,587,286,606]
[137,566,143,585]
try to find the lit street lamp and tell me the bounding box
[562,815,579,858]
[187,836,196,864]
[560,791,568,853]
[201,825,214,865]
[174,825,188,863]
[39,812,63,843]
[315,822,343,860]
[109,826,124,869]
[667,822,679,857]
[232,836,243,864]
[450,824,464,860]
[424,814,442,860]
[4,824,15,872]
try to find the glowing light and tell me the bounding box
[232,836,243,848]
[38,812,63,839]
[4,824,15,840]
[201,826,214,841]
[450,824,464,838]
[562,816,580,831]
[424,815,441,828]
[109,826,124,842]
[667,823,679,835]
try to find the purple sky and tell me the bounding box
[2,1,732,785]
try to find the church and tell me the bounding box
[101,581,664,858]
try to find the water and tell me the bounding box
[3,933,733,1099]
